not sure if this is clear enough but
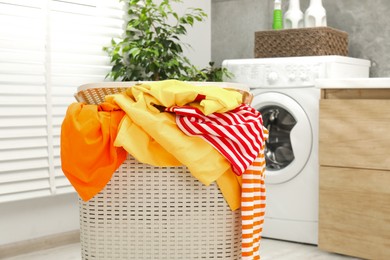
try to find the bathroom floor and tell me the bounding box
[4,238,361,260]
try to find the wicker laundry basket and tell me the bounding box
[254,26,348,58]
[75,82,251,260]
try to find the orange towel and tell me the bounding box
[60,102,127,201]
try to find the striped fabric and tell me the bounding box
[166,104,267,176]
[241,154,267,260]
[167,103,268,259]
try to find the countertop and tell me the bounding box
[315,78,390,89]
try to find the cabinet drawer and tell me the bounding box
[319,166,390,260]
[319,99,390,170]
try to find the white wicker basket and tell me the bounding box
[76,82,248,260]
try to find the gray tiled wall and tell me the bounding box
[212,0,390,77]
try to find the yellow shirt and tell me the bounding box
[106,80,243,210]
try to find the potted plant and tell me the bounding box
[103,0,230,82]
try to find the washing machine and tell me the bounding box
[222,56,370,244]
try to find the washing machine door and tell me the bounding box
[252,92,312,184]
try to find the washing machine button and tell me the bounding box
[288,73,296,82]
[267,71,279,84]
[300,72,309,81]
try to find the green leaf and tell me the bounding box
[129,47,141,58]
[186,16,194,26]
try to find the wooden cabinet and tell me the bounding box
[319,89,390,260]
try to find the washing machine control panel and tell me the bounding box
[224,62,323,88]
[222,57,370,88]
[269,64,321,85]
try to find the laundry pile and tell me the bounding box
[61,80,268,260]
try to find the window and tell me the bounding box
[0,0,124,202]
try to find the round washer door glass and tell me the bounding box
[252,92,312,184]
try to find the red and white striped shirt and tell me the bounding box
[166,104,267,176]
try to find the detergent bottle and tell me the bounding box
[272,0,283,30]
[284,0,304,29]
[304,0,327,27]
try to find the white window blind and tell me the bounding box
[0,0,124,202]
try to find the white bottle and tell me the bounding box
[284,0,304,29]
[304,0,327,27]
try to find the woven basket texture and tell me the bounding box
[254,27,348,58]
[76,86,242,260]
